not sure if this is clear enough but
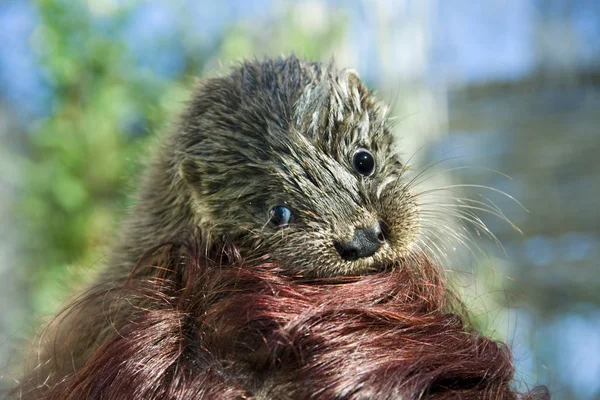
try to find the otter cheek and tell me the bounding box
[377,191,418,253]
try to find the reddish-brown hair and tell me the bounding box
[11,236,549,399]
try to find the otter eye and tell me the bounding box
[269,205,292,227]
[353,149,375,176]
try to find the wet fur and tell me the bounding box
[108,56,417,279]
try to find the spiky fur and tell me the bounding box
[107,56,418,279]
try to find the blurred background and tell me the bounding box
[0,0,598,398]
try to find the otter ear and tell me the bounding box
[179,157,201,187]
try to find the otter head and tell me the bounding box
[177,57,419,276]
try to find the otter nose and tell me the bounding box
[335,223,385,261]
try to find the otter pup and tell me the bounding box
[108,56,417,279]
[12,56,549,399]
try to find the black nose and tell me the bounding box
[335,223,386,261]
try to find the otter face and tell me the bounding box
[179,58,419,276]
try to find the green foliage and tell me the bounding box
[18,0,345,315]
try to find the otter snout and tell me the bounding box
[334,222,386,261]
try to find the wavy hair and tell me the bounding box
[11,235,549,400]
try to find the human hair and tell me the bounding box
[11,233,549,400]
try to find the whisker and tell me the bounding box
[408,165,515,190]
[420,214,488,255]
[419,210,504,256]
[403,156,469,192]
[415,184,528,213]
[418,202,521,235]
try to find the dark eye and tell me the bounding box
[352,149,375,176]
[269,205,292,227]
